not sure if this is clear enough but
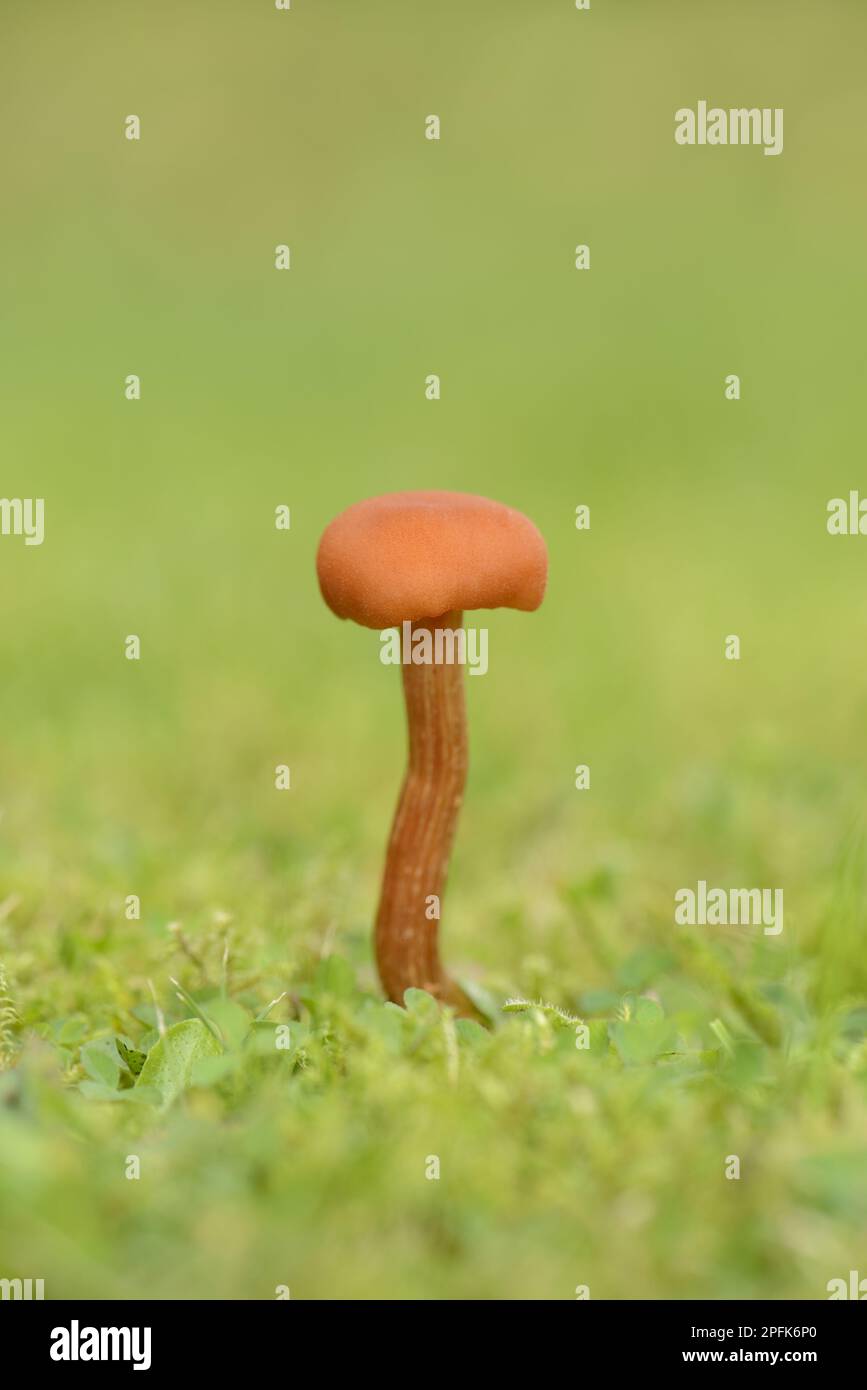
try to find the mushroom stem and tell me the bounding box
[375,611,477,1016]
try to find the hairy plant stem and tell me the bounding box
[374,612,478,1016]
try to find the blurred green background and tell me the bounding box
[1,0,867,1300]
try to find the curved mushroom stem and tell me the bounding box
[375,611,480,1017]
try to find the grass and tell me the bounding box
[2,765,867,1299]
[2,0,867,1301]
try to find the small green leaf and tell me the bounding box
[364,1004,407,1051]
[135,1019,222,1108]
[80,1041,120,1089]
[200,998,251,1050]
[634,996,665,1024]
[502,998,581,1028]
[79,1080,121,1101]
[501,998,531,1013]
[610,1001,678,1065]
[403,988,440,1023]
[116,1037,148,1076]
[455,1019,489,1047]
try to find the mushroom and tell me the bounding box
[316,490,548,1016]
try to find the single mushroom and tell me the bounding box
[316,490,547,1016]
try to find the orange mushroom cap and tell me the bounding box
[316,490,548,629]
